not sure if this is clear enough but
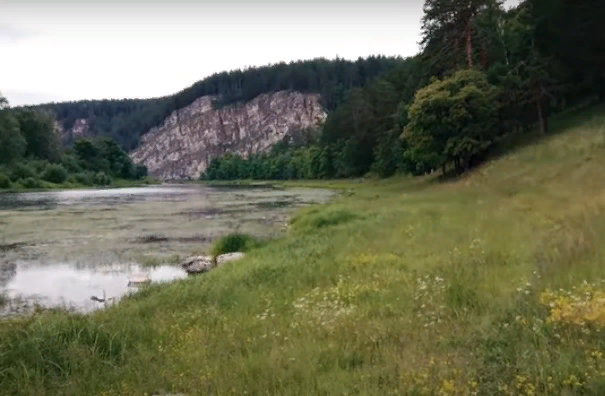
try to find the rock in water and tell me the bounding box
[181,255,214,274]
[216,252,246,267]
[128,272,151,287]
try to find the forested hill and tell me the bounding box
[27,56,402,151]
[204,0,605,181]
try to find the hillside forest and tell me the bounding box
[1,0,603,185]
[203,0,605,180]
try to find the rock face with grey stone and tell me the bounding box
[130,91,326,180]
[181,255,214,274]
[181,253,246,274]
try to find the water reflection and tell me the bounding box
[0,184,334,313]
[3,261,186,312]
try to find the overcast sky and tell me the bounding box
[0,0,520,106]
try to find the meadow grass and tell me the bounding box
[210,232,263,258]
[2,105,605,395]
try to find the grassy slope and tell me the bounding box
[2,105,605,395]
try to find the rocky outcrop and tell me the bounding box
[130,91,326,180]
[181,252,246,274]
[181,255,214,274]
[55,118,93,142]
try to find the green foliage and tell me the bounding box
[72,137,145,181]
[93,171,112,186]
[27,159,50,174]
[15,109,61,162]
[404,69,501,173]
[42,164,68,184]
[135,165,148,179]
[0,172,11,189]
[18,177,43,189]
[211,232,260,257]
[290,208,361,232]
[0,312,130,394]
[61,154,81,173]
[9,162,36,182]
[0,94,26,165]
[0,91,146,189]
[72,172,95,186]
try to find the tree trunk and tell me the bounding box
[537,96,546,136]
[543,101,549,135]
[464,155,471,172]
[441,164,447,176]
[480,43,489,69]
[466,22,473,69]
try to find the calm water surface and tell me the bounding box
[0,184,333,314]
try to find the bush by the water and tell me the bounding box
[0,173,10,189]
[211,232,260,257]
[0,100,149,189]
[71,172,95,186]
[9,163,36,182]
[18,177,43,189]
[93,172,112,186]
[42,164,68,184]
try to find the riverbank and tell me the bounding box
[0,177,161,193]
[1,105,605,395]
[192,178,378,191]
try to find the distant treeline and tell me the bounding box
[204,0,605,180]
[30,56,402,151]
[0,98,147,190]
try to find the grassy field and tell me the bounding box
[2,104,605,395]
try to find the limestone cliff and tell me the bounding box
[130,91,326,180]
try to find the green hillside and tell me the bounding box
[2,104,605,395]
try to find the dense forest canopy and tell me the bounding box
[203,0,605,181]
[29,56,402,151]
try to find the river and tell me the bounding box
[0,184,333,314]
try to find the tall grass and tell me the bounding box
[1,105,605,395]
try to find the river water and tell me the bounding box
[0,184,333,314]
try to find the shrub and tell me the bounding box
[61,154,82,173]
[19,177,43,189]
[403,69,501,174]
[42,164,68,184]
[0,172,10,189]
[9,162,35,182]
[73,172,95,186]
[93,172,112,186]
[135,165,148,180]
[211,232,259,257]
[28,159,50,174]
